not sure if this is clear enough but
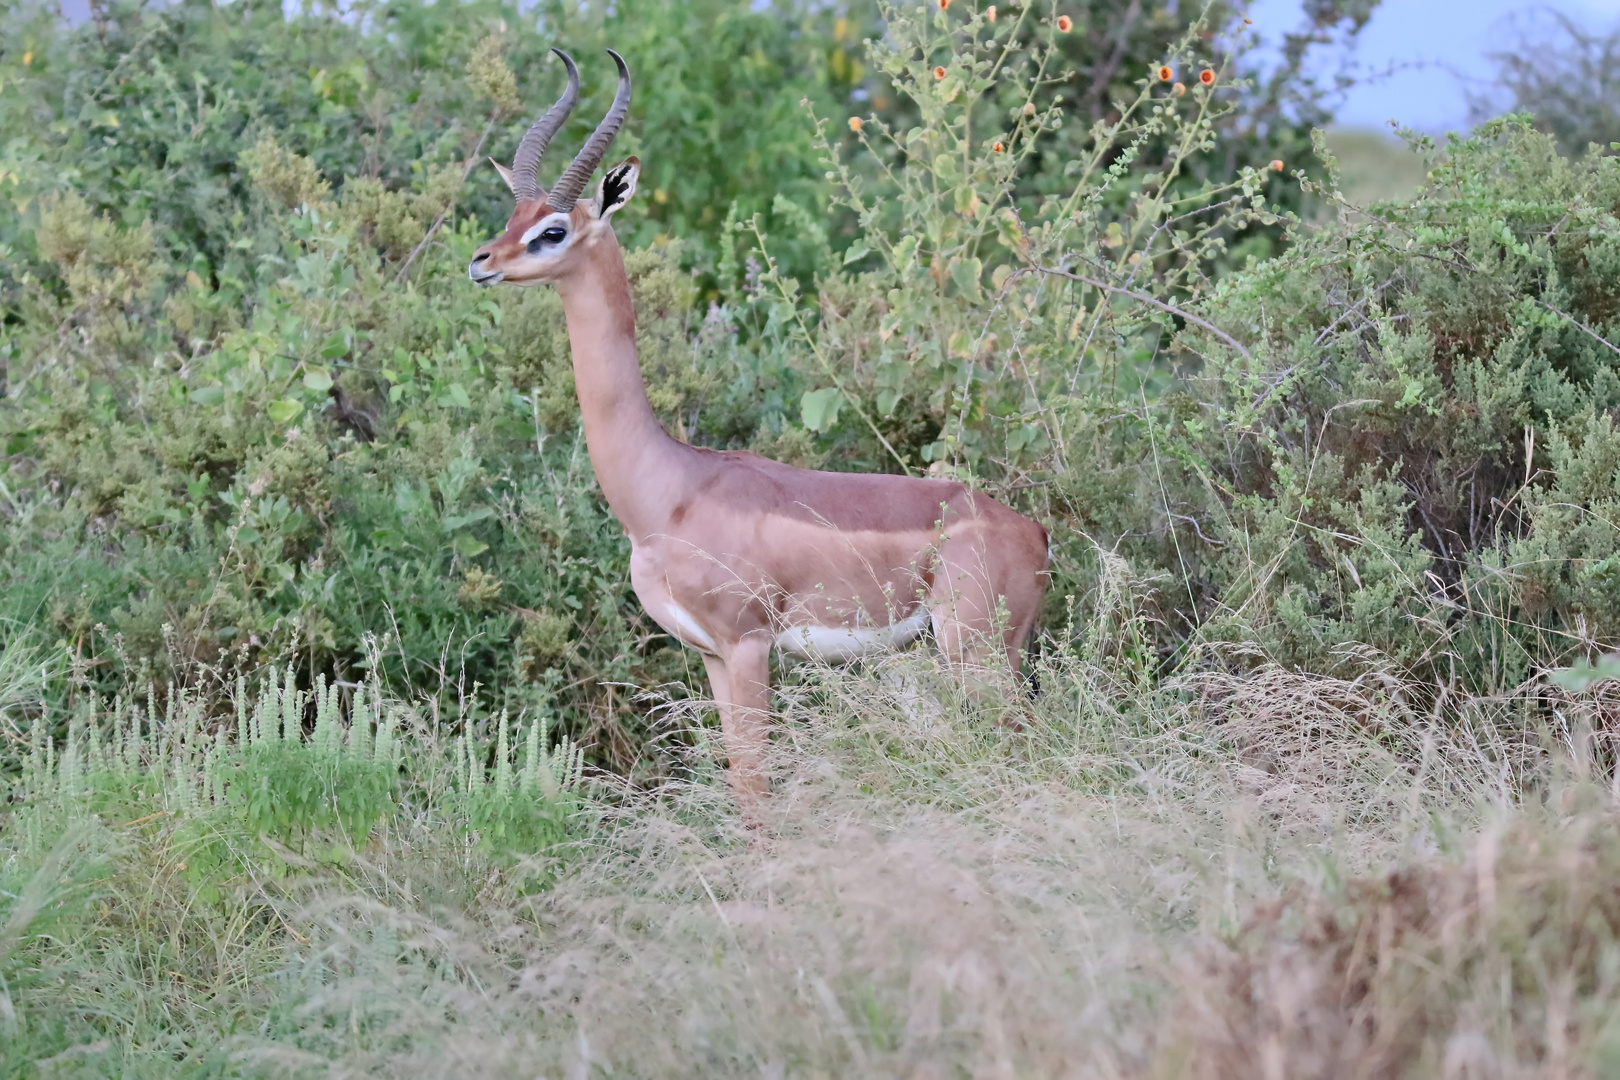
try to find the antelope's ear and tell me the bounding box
[595,157,639,221]
[490,158,518,197]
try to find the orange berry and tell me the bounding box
[1199,68,1215,86]
[1157,65,1173,82]
[993,141,1005,152]
[849,116,863,132]
[1270,159,1285,172]
[934,65,946,80]
[1172,82,1186,96]
[1056,14,1072,31]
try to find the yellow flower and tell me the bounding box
[1056,14,1072,31]
[1270,159,1285,173]
[849,116,863,132]
[992,141,1005,152]
[1199,68,1216,86]
[934,65,946,80]
[987,4,996,21]
[1157,65,1173,82]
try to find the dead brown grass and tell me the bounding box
[212,648,1620,1078]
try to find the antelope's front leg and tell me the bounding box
[703,637,771,805]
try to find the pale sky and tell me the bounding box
[1248,0,1620,131]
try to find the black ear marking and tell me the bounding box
[598,157,639,217]
[602,164,633,210]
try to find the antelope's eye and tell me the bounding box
[528,226,567,253]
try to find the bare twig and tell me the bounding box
[1535,299,1620,359]
[1033,264,1253,361]
[395,114,500,283]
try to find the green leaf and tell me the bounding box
[303,365,333,392]
[892,234,920,274]
[950,256,983,301]
[842,242,871,266]
[452,534,490,558]
[800,387,843,433]
[393,482,422,515]
[441,383,473,410]
[266,398,304,425]
[321,333,349,359]
[1548,654,1620,693]
[994,208,1026,253]
[442,507,495,532]
[189,385,225,406]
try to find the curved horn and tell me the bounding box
[547,48,631,212]
[509,48,580,203]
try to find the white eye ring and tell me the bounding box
[520,213,571,246]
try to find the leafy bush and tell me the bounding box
[1102,120,1620,689]
[0,0,1386,776]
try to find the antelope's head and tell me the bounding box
[469,48,639,288]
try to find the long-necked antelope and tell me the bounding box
[469,50,1049,805]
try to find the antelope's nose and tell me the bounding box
[468,250,503,285]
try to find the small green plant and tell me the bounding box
[457,707,585,859]
[11,651,585,900]
[226,668,399,847]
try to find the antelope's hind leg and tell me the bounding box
[928,520,1047,704]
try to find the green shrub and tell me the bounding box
[1116,120,1620,689]
[0,0,1368,768]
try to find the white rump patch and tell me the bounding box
[775,607,932,664]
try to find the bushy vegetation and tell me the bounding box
[0,0,1349,767]
[8,0,1620,1071]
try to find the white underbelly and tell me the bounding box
[774,607,932,664]
[652,601,720,654]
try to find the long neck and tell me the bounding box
[554,231,687,539]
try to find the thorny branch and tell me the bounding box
[1032,265,1254,361]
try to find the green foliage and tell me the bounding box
[0,647,589,1073]
[227,668,398,844]
[738,0,1283,477]
[9,648,583,908]
[456,707,584,858]
[0,0,1369,768]
[1122,119,1620,688]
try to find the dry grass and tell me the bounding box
[201,650,1618,1078]
[7,647,1620,1077]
